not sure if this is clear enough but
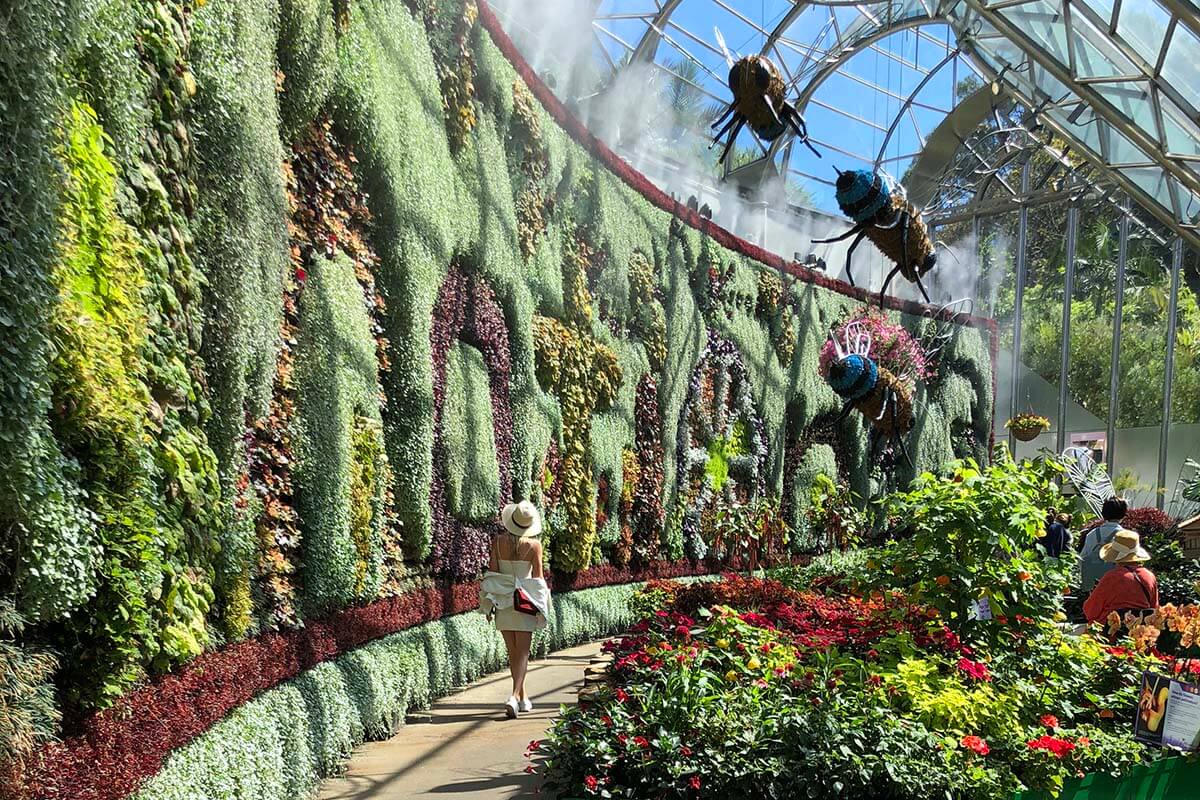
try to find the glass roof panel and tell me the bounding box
[1162,23,1200,110]
[1070,19,1138,78]
[1162,97,1200,159]
[493,0,1200,249]
[1116,0,1172,65]
[1092,81,1157,130]
[1000,0,1069,64]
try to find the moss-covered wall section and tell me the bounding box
[0,0,993,763]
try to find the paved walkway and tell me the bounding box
[318,640,604,800]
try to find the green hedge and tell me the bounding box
[130,582,646,800]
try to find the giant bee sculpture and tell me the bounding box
[710,53,820,166]
[822,299,975,479]
[813,169,937,305]
[824,321,914,468]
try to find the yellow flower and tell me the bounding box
[747,657,761,670]
[725,670,738,682]
[716,638,730,649]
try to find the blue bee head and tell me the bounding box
[826,353,878,400]
[834,169,892,223]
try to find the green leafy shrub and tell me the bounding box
[876,453,1070,634]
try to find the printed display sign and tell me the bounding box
[1134,672,1200,751]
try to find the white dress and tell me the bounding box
[491,558,548,632]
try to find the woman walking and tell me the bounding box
[480,500,550,718]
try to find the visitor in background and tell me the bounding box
[479,500,550,719]
[1083,529,1158,623]
[1079,496,1128,591]
[1038,508,1070,557]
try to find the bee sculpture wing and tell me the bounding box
[903,298,975,384]
[842,320,872,357]
[713,26,736,68]
[1061,446,1116,519]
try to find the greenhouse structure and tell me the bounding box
[2,1,1199,799]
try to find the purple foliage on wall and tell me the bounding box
[631,374,665,564]
[429,265,514,577]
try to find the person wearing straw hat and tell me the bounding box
[1083,528,1159,623]
[479,500,550,718]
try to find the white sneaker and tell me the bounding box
[520,698,533,713]
[504,697,519,719]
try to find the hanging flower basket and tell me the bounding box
[1006,412,1050,442]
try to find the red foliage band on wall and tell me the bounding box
[475,0,999,345]
[20,560,719,800]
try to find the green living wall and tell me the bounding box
[0,0,993,790]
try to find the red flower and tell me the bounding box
[680,745,693,756]
[585,774,599,791]
[634,736,650,749]
[1040,714,1059,729]
[295,266,307,282]
[957,657,992,682]
[960,735,990,755]
[525,765,535,774]
[616,688,629,703]
[1027,735,1076,758]
[601,715,612,727]
[689,775,702,791]
[675,625,691,638]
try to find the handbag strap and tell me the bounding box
[1124,565,1153,607]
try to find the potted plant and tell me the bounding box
[1006,412,1051,442]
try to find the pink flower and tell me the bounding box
[957,657,992,682]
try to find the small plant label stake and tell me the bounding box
[969,597,993,621]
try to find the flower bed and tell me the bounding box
[538,574,1160,799]
[536,457,1193,799]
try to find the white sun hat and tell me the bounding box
[501,500,542,538]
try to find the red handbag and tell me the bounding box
[513,587,539,616]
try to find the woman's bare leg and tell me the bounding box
[501,629,520,700]
[513,631,533,701]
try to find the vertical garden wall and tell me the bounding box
[0,0,993,796]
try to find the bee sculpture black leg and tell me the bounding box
[915,276,933,304]
[711,103,736,130]
[828,399,856,428]
[783,109,822,158]
[888,397,914,470]
[879,265,902,308]
[716,117,746,166]
[813,224,868,288]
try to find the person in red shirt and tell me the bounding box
[1083,529,1158,623]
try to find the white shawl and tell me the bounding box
[479,570,551,621]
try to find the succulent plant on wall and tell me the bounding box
[509,79,554,261]
[674,332,768,562]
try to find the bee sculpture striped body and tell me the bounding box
[711,55,819,166]
[824,322,913,469]
[814,169,937,305]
